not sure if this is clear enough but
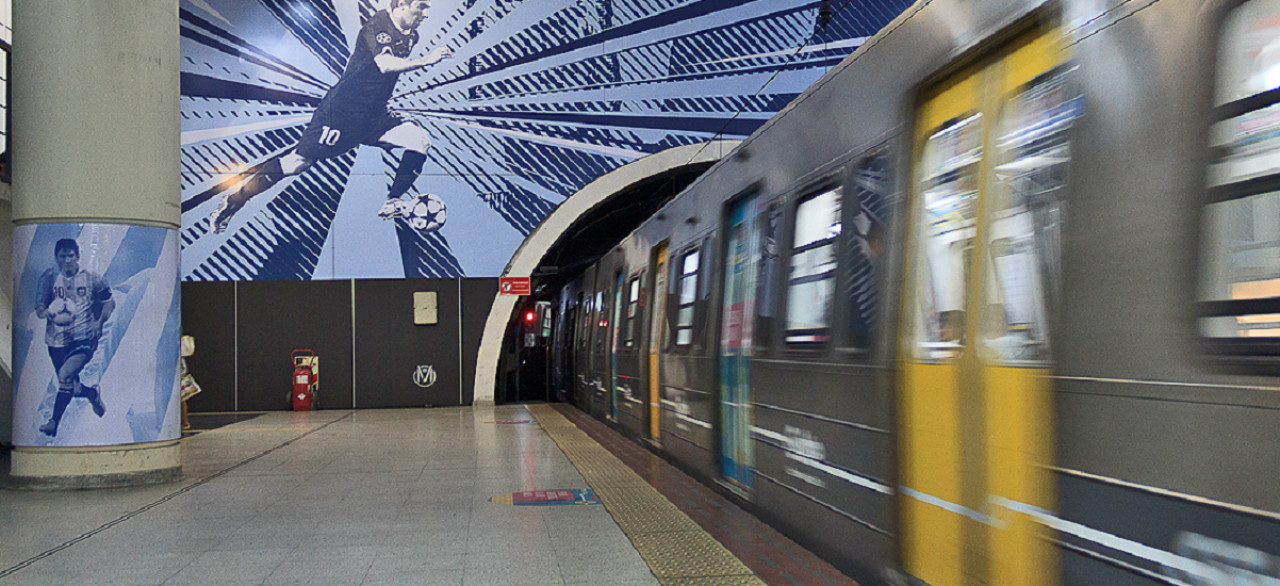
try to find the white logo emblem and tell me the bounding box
[413,365,437,388]
[376,32,392,45]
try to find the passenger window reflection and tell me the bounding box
[914,114,981,360]
[979,67,1080,365]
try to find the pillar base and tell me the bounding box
[9,440,181,490]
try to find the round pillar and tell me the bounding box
[9,0,181,488]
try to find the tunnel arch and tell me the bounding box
[473,140,741,404]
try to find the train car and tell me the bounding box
[546,0,1280,583]
[574,265,599,413]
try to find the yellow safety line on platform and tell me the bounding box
[526,404,764,586]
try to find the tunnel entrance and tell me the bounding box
[495,158,718,405]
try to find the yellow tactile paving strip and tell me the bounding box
[527,404,765,586]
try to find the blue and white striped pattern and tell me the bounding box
[179,0,913,280]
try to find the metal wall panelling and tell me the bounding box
[180,281,237,413]
[237,280,354,410]
[1056,470,1280,585]
[754,482,896,586]
[353,279,460,408]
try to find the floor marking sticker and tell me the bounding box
[489,488,600,506]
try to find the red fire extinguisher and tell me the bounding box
[291,349,317,411]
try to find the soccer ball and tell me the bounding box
[406,193,447,232]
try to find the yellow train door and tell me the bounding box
[648,243,669,443]
[898,22,1076,586]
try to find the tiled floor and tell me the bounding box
[0,405,856,585]
[1,407,654,585]
[553,406,857,586]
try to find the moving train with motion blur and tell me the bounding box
[530,0,1280,583]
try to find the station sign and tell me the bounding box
[499,277,531,295]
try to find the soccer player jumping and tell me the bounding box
[210,0,453,233]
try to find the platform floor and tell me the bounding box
[0,405,855,585]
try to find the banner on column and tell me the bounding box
[12,224,182,447]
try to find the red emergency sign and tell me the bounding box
[499,277,531,295]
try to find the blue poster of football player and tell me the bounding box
[12,224,182,447]
[208,0,452,234]
[32,238,115,437]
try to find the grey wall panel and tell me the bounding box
[1061,551,1161,586]
[1057,471,1280,585]
[753,407,894,500]
[1056,384,1280,513]
[754,441,894,534]
[753,361,891,431]
[661,424,716,482]
[755,474,896,586]
[354,279,460,408]
[237,280,353,411]
[180,281,236,413]
[461,278,498,405]
[1055,0,1216,385]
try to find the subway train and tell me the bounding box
[531,0,1280,583]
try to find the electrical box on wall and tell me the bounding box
[413,292,438,325]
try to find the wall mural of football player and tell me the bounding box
[181,0,916,280]
[208,0,453,234]
[13,224,182,447]
[34,239,115,437]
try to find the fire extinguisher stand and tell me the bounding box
[291,349,319,411]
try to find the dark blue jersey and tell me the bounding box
[326,10,418,115]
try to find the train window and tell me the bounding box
[844,153,890,349]
[625,276,641,347]
[595,290,609,353]
[1201,2,1280,353]
[912,113,982,360]
[785,187,842,344]
[756,204,784,348]
[675,248,700,346]
[979,67,1080,364]
[578,296,592,350]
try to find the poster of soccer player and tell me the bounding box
[11,224,182,447]
[178,0,913,281]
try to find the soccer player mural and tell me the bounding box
[33,239,115,437]
[13,225,183,446]
[179,0,914,280]
[208,0,453,235]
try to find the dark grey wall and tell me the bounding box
[238,280,354,411]
[354,280,459,408]
[180,278,498,412]
[181,281,236,413]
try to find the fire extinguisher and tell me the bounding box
[291,349,317,411]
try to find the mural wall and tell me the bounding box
[179,0,912,280]
[12,224,181,446]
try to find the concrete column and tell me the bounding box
[9,0,181,488]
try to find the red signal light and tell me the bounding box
[525,311,536,323]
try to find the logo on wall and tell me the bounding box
[11,224,182,447]
[414,364,438,388]
[176,0,913,281]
